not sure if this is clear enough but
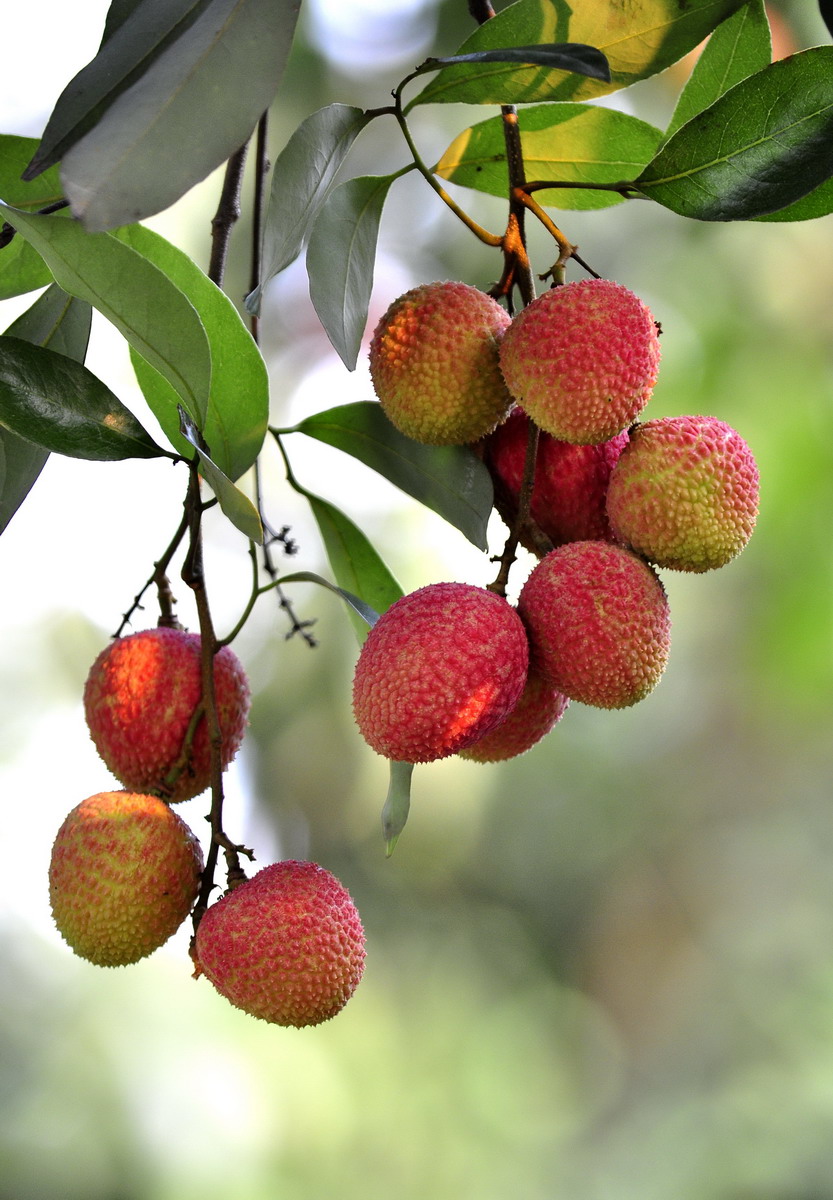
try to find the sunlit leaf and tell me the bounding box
[415,41,610,84]
[178,407,262,542]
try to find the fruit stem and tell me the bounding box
[113,508,190,637]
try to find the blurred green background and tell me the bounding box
[3,2,833,1197]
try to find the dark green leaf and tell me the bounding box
[247,104,371,315]
[101,0,146,44]
[381,761,414,856]
[635,47,833,220]
[436,103,662,210]
[0,336,165,461]
[0,205,211,428]
[755,177,833,223]
[410,0,746,108]
[277,569,381,630]
[821,0,833,40]
[116,224,267,480]
[306,174,397,370]
[418,43,609,81]
[291,401,493,551]
[178,407,262,542]
[665,0,771,140]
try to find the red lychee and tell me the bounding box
[498,279,661,444]
[352,582,529,762]
[485,406,629,551]
[606,415,760,572]
[518,541,671,709]
[459,668,569,762]
[49,790,203,967]
[84,627,250,803]
[193,861,366,1028]
[369,281,513,445]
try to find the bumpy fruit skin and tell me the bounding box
[459,668,569,762]
[352,582,529,762]
[194,861,366,1028]
[498,279,660,444]
[49,791,203,967]
[518,541,671,709]
[485,406,629,550]
[369,281,513,445]
[84,627,251,803]
[606,415,759,572]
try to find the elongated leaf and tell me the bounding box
[755,178,833,223]
[30,0,301,231]
[0,134,66,299]
[0,336,165,461]
[437,103,662,210]
[306,174,397,370]
[291,401,493,551]
[635,47,833,220]
[0,205,211,428]
[277,569,381,629]
[417,42,609,79]
[665,0,771,140]
[382,760,414,856]
[178,408,262,542]
[247,104,371,314]
[410,0,746,108]
[116,225,267,480]
[0,285,92,533]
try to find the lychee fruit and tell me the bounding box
[193,861,366,1028]
[352,581,529,762]
[485,406,629,550]
[605,415,759,572]
[84,627,251,803]
[369,281,514,445]
[459,668,569,762]
[518,541,671,709]
[498,279,661,444]
[49,790,203,967]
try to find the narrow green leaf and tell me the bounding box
[277,569,381,629]
[0,134,66,299]
[116,225,267,480]
[0,336,165,461]
[417,42,610,80]
[247,104,371,315]
[635,47,833,221]
[291,401,493,552]
[409,0,746,108]
[178,408,262,542]
[306,174,397,370]
[665,0,771,141]
[381,761,414,857]
[0,205,211,428]
[436,103,662,210]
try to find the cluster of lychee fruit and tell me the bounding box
[48,626,366,1027]
[357,277,760,763]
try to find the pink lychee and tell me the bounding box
[459,667,569,762]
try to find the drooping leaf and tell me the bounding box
[665,0,771,141]
[0,134,66,299]
[436,103,662,210]
[416,42,610,80]
[277,569,381,630]
[0,285,92,534]
[306,173,397,370]
[635,47,833,220]
[115,224,267,480]
[28,0,302,231]
[290,401,493,551]
[0,205,211,429]
[247,104,371,314]
[409,0,746,108]
[178,407,262,542]
[381,760,414,856]
[0,336,165,461]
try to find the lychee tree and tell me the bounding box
[1,0,832,1023]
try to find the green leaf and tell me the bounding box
[0,336,165,461]
[0,285,92,533]
[409,0,746,108]
[290,401,493,552]
[436,103,662,210]
[0,237,53,301]
[276,569,381,629]
[635,47,833,221]
[0,205,211,428]
[381,761,414,856]
[0,134,66,299]
[665,0,771,141]
[755,177,833,223]
[28,0,301,231]
[115,224,267,480]
[178,407,262,542]
[417,42,610,80]
[247,104,371,315]
[306,174,397,370]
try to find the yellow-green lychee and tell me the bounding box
[498,279,660,444]
[352,581,529,762]
[459,667,569,762]
[606,415,759,572]
[49,791,203,967]
[84,627,251,803]
[193,861,366,1028]
[369,281,513,445]
[518,541,671,709]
